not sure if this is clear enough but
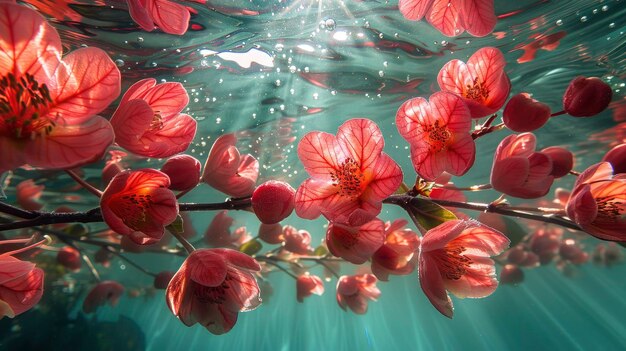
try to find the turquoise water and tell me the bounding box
[1,0,626,350]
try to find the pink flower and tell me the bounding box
[82,280,124,313]
[399,0,496,37]
[16,180,44,211]
[204,211,238,248]
[100,169,179,245]
[326,218,385,264]
[563,76,613,117]
[438,47,510,118]
[251,180,295,224]
[296,274,324,302]
[201,134,259,197]
[371,219,420,281]
[336,274,381,314]
[418,219,509,318]
[161,155,201,191]
[503,93,551,132]
[0,255,44,318]
[566,162,626,242]
[127,0,191,35]
[283,225,313,255]
[166,248,261,334]
[528,227,563,265]
[396,92,475,181]
[295,118,402,225]
[110,78,197,158]
[0,3,120,174]
[490,133,554,199]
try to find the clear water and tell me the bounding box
[2,0,626,350]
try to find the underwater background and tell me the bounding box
[1,0,626,350]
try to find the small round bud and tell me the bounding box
[563,76,612,117]
[160,155,201,191]
[154,271,176,289]
[500,264,524,285]
[541,146,573,178]
[503,93,551,132]
[57,246,81,271]
[602,143,626,174]
[251,180,295,224]
[258,222,284,244]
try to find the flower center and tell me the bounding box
[150,113,164,131]
[432,243,472,280]
[112,192,154,230]
[423,120,451,153]
[464,77,490,102]
[0,73,54,139]
[330,158,364,198]
[194,275,231,304]
[596,196,626,222]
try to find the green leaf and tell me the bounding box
[166,214,184,235]
[63,223,89,237]
[408,197,457,230]
[239,238,262,255]
[313,245,328,256]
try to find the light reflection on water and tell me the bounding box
[3,0,626,350]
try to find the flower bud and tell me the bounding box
[541,146,573,178]
[154,271,176,289]
[251,180,295,224]
[563,76,612,117]
[160,155,201,191]
[258,222,284,244]
[102,162,123,186]
[499,264,524,285]
[503,93,551,132]
[57,246,81,271]
[602,143,626,174]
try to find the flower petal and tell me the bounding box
[24,116,114,170]
[188,250,228,287]
[297,131,342,180]
[460,0,496,37]
[427,0,465,37]
[444,255,498,298]
[127,0,156,32]
[146,0,190,35]
[419,253,453,318]
[294,178,344,220]
[337,118,384,172]
[50,47,121,120]
[420,219,468,252]
[0,3,61,83]
[399,0,432,21]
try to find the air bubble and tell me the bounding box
[114,59,125,67]
[324,18,336,31]
[556,19,563,26]
[137,37,144,42]
[580,16,588,22]
[275,43,284,52]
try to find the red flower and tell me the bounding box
[399,0,497,37]
[111,78,197,158]
[258,223,283,245]
[82,280,124,313]
[418,219,509,318]
[438,47,510,118]
[295,118,402,225]
[203,211,246,248]
[166,249,261,334]
[490,133,554,199]
[296,274,324,302]
[371,219,420,281]
[127,0,191,35]
[326,218,385,264]
[540,146,573,178]
[0,3,120,174]
[602,143,626,174]
[100,169,179,245]
[336,274,381,314]
[160,155,201,191]
[566,162,626,242]
[201,134,259,197]
[0,255,44,318]
[57,246,81,271]
[396,92,475,181]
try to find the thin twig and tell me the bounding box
[65,170,102,198]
